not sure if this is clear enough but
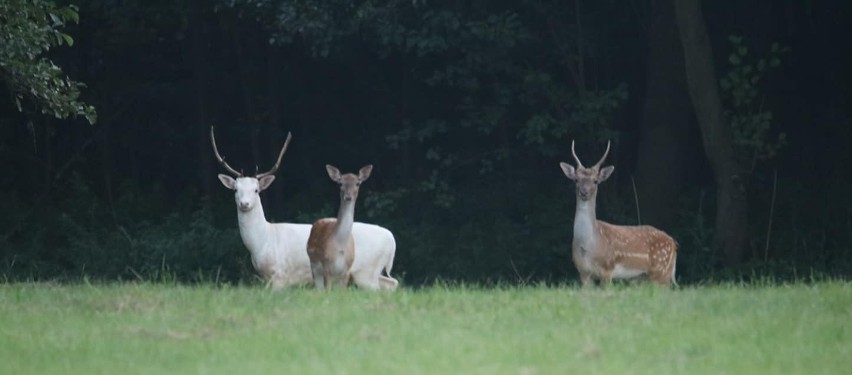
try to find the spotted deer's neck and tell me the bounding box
[573,197,599,246]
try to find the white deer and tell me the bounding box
[211,127,398,290]
[306,165,372,289]
[560,140,677,286]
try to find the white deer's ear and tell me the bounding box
[559,162,577,180]
[326,165,341,182]
[598,166,615,182]
[358,165,373,182]
[218,174,237,190]
[258,175,275,191]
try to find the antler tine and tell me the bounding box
[592,140,611,169]
[571,140,585,169]
[256,131,292,178]
[210,126,242,177]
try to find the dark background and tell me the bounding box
[1,0,850,285]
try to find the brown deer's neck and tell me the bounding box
[333,198,356,244]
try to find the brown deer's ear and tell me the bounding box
[598,166,615,182]
[560,162,577,181]
[326,165,342,183]
[258,175,276,191]
[218,174,237,190]
[358,165,373,182]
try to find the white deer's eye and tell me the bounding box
[254,189,258,193]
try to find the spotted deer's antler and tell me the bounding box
[592,140,611,169]
[571,140,585,169]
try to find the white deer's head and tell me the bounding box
[560,140,614,201]
[211,126,291,213]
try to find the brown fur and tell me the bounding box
[307,218,355,287]
[562,140,678,287]
[306,165,372,290]
[574,221,678,285]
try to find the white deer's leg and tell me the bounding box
[350,269,380,290]
[378,276,399,290]
[269,278,285,290]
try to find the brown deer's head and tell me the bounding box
[326,165,373,203]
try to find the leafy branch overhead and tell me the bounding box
[720,35,789,168]
[0,0,96,124]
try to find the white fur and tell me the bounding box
[611,264,645,279]
[223,176,398,290]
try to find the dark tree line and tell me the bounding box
[1,0,850,284]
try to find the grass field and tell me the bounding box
[0,281,849,374]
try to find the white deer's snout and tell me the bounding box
[235,192,255,211]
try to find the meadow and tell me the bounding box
[0,281,849,374]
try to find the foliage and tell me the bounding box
[0,174,247,282]
[1,1,850,285]
[0,0,96,124]
[720,35,788,170]
[0,283,850,373]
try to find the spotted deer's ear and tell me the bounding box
[598,166,615,182]
[560,162,577,181]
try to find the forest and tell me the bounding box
[1,0,850,285]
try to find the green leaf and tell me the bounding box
[61,33,74,47]
[738,46,748,56]
[728,35,743,44]
[729,54,741,66]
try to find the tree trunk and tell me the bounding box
[635,0,694,229]
[674,0,748,266]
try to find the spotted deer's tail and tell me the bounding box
[670,243,679,287]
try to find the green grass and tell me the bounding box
[0,282,849,374]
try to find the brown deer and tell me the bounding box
[307,165,373,289]
[560,141,678,286]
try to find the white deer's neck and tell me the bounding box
[333,199,356,244]
[573,197,598,244]
[237,203,271,254]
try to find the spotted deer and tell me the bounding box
[306,165,373,289]
[212,127,398,290]
[559,141,678,286]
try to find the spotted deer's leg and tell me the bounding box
[649,246,677,286]
[599,270,614,288]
